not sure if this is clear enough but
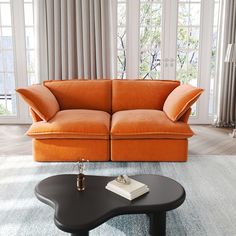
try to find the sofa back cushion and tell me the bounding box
[44,80,112,113]
[112,80,180,113]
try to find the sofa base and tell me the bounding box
[33,139,109,162]
[111,139,188,162]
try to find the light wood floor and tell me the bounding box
[0,125,235,156]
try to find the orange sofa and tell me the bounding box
[16,79,203,162]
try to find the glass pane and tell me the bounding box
[0,51,14,72]
[139,1,162,79]
[191,103,197,116]
[0,73,16,116]
[177,27,189,49]
[25,27,34,49]
[6,93,16,115]
[152,3,162,26]
[4,50,14,71]
[26,50,35,73]
[117,1,126,79]
[0,99,10,115]
[5,72,15,94]
[0,51,3,71]
[177,51,188,84]
[1,27,12,49]
[117,27,126,50]
[0,72,4,93]
[140,49,161,79]
[117,3,126,27]
[189,27,200,49]
[178,4,189,26]
[189,4,200,26]
[117,49,126,75]
[27,72,36,85]
[214,3,219,26]
[24,3,34,26]
[188,49,198,68]
[140,3,152,27]
[149,70,160,80]
[140,50,151,75]
[177,2,200,85]
[140,3,162,27]
[117,71,126,79]
[0,3,11,26]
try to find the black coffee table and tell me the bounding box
[35,174,185,236]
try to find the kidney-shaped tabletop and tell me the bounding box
[35,174,185,234]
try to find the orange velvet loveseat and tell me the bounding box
[16,79,203,162]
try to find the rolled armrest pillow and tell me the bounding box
[16,84,59,121]
[163,84,203,122]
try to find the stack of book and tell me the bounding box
[105,177,149,200]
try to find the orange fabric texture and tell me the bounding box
[112,80,180,113]
[27,109,110,139]
[44,80,112,113]
[16,85,59,121]
[179,108,192,123]
[111,139,188,161]
[111,109,193,139]
[33,139,109,161]
[30,108,43,122]
[163,84,203,121]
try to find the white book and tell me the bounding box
[106,185,149,200]
[105,178,149,200]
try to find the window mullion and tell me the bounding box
[126,0,140,79]
[161,0,178,80]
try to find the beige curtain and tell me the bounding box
[34,0,116,81]
[215,0,236,127]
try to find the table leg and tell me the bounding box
[149,211,166,236]
[71,231,89,236]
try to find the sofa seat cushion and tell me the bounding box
[27,110,110,139]
[111,109,194,139]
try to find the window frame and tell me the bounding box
[0,0,33,124]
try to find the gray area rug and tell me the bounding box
[0,155,236,236]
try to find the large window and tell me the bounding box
[0,0,35,123]
[116,0,219,123]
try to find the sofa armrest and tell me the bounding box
[163,84,203,122]
[30,108,43,122]
[178,108,191,123]
[16,84,60,121]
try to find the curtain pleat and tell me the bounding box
[215,0,236,127]
[35,0,115,81]
[76,0,84,78]
[94,0,102,78]
[54,0,61,80]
